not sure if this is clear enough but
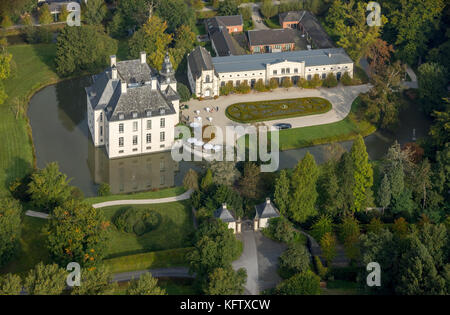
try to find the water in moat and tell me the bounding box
[28,77,432,197]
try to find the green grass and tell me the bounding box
[322,280,361,295]
[226,97,332,123]
[103,247,192,274]
[101,201,195,258]
[264,17,282,29]
[193,23,206,36]
[270,96,375,151]
[0,216,50,276]
[114,277,198,295]
[0,44,61,198]
[84,186,187,206]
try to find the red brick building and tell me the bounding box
[247,29,296,54]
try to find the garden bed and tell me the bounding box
[225,97,332,123]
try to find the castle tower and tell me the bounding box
[159,51,177,91]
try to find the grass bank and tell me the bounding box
[84,186,187,206]
[103,247,192,274]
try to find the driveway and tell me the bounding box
[183,84,371,144]
[232,230,286,295]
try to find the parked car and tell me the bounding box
[273,123,292,130]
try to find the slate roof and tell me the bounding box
[247,29,296,47]
[187,46,215,79]
[205,15,243,32]
[116,59,154,84]
[210,29,241,56]
[279,11,303,23]
[85,70,119,110]
[254,199,280,219]
[297,11,334,49]
[214,204,236,223]
[105,84,176,122]
[211,48,353,73]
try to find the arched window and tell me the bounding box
[206,75,210,83]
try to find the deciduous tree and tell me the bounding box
[126,272,166,295]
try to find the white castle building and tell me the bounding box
[86,52,180,159]
[187,46,354,98]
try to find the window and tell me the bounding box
[133,121,138,132]
[322,73,326,79]
[205,75,210,83]
[273,70,277,75]
[281,68,285,74]
[119,137,124,147]
[286,68,290,74]
[160,131,165,142]
[119,123,124,133]
[132,112,138,118]
[221,82,225,87]
[133,135,138,145]
[160,118,165,128]
[307,74,312,81]
[147,120,152,130]
[119,113,124,120]
[100,112,103,122]
[160,160,165,170]
[160,175,165,185]
[236,80,240,86]
[100,126,103,136]
[146,133,151,144]
[294,68,298,73]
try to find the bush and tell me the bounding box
[235,81,251,94]
[254,79,269,92]
[322,73,338,88]
[114,207,162,236]
[314,256,328,279]
[23,26,53,44]
[177,82,191,102]
[309,74,323,88]
[341,72,353,86]
[279,244,311,278]
[220,81,234,96]
[281,77,293,88]
[264,216,296,243]
[269,78,279,90]
[98,182,111,196]
[276,270,321,295]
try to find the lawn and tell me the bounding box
[101,201,195,258]
[321,280,362,295]
[84,186,187,206]
[226,97,332,123]
[0,216,50,276]
[114,277,198,295]
[0,44,60,198]
[272,96,375,151]
[264,17,282,29]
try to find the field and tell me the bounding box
[226,97,332,123]
[101,201,195,258]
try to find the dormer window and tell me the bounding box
[146,110,152,117]
[159,108,165,115]
[118,113,125,120]
[132,112,138,119]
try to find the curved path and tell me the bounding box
[184,84,371,144]
[91,189,193,209]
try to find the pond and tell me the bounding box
[28,77,432,197]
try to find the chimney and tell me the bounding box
[222,203,227,209]
[140,51,146,64]
[110,55,116,67]
[266,197,271,204]
[327,52,331,58]
[111,66,117,80]
[121,81,127,94]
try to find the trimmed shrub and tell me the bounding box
[114,207,162,236]
[279,244,311,278]
[341,72,353,86]
[314,256,328,279]
[281,77,293,88]
[98,182,111,196]
[254,79,269,92]
[322,73,338,88]
[220,81,234,96]
[235,81,251,94]
[269,78,279,90]
[177,82,191,102]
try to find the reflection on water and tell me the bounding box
[28,77,431,197]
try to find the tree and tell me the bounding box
[339,215,360,261]
[239,6,252,22]
[276,270,321,295]
[377,174,391,211]
[188,220,242,284]
[128,15,173,71]
[0,198,21,267]
[39,4,53,25]
[98,182,111,196]
[0,44,12,106]
[260,0,278,19]
[279,244,311,278]
[200,168,214,192]
[71,266,117,295]
[0,273,22,295]
[310,215,333,242]
[326,0,385,62]
[46,199,110,267]
[55,25,117,76]
[417,223,448,269]
[1,15,13,28]
[126,272,166,295]
[350,136,373,212]
[289,152,319,223]
[58,6,69,23]
[267,216,296,244]
[366,217,384,234]
[24,263,66,295]
[336,152,355,213]
[204,267,247,295]
[156,0,195,33]
[417,62,448,115]
[183,169,199,191]
[366,39,395,75]
[209,161,240,187]
[320,232,337,266]
[254,79,268,92]
[269,77,278,90]
[322,72,338,88]
[392,217,409,238]
[177,82,191,102]
[281,77,293,88]
[317,162,343,217]
[239,162,260,199]
[217,0,239,16]
[274,169,290,216]
[27,162,73,211]
[83,0,107,25]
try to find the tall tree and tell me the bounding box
[39,3,53,25]
[0,198,21,267]
[317,162,343,216]
[339,215,360,261]
[260,0,278,19]
[126,272,166,295]
[337,152,355,213]
[209,161,240,187]
[417,62,448,115]
[71,266,117,295]
[274,169,290,216]
[377,173,391,211]
[183,169,199,191]
[279,244,311,278]
[275,270,321,295]
[156,0,195,33]
[239,162,260,199]
[366,38,395,75]
[290,152,319,223]
[24,263,66,295]
[204,267,247,295]
[350,136,373,212]
[128,15,173,71]
[320,232,337,266]
[170,24,196,70]
[217,0,239,16]
[46,199,110,267]
[0,273,22,295]
[83,0,107,25]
